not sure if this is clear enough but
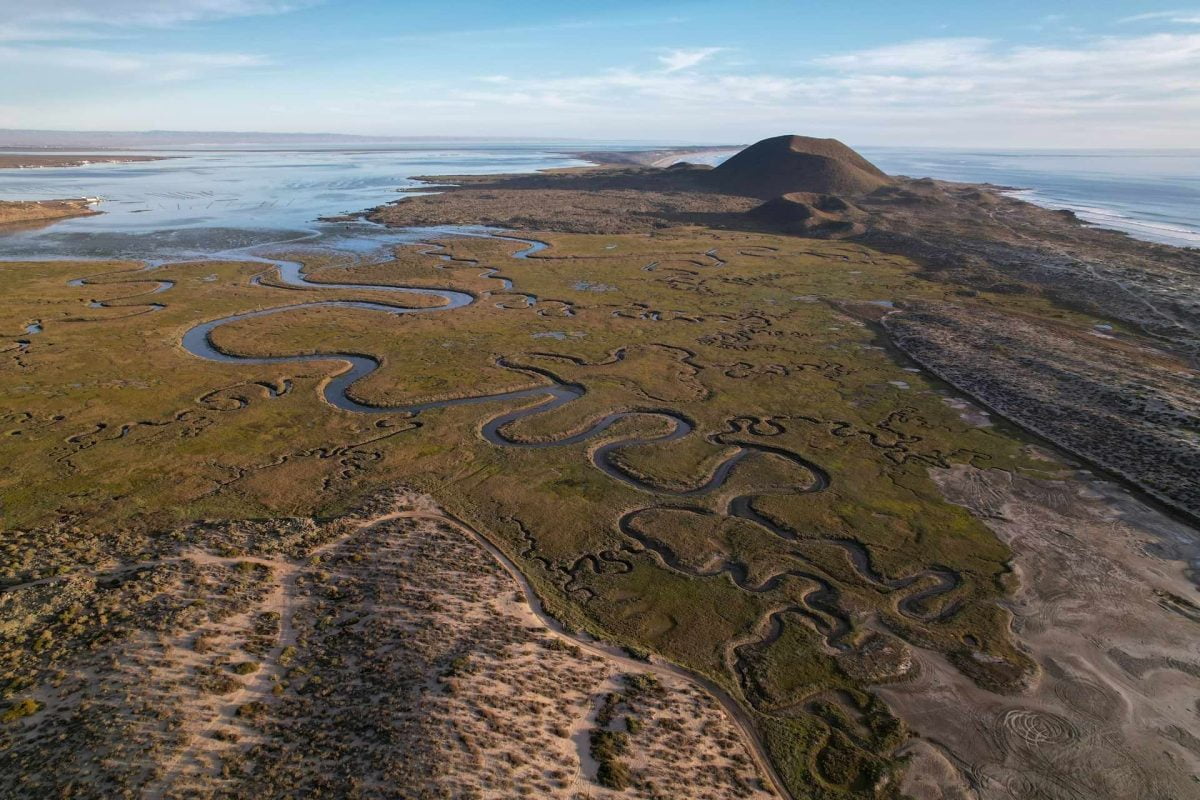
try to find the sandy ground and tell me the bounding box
[0,199,98,226]
[886,458,1200,800]
[233,496,778,799]
[0,154,164,169]
[0,490,777,799]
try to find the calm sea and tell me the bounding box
[0,143,592,260]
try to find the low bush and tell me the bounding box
[2,698,42,723]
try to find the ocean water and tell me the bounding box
[0,143,592,260]
[860,147,1200,249]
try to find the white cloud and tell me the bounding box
[0,1,314,45]
[816,32,1200,80]
[815,38,991,71]
[453,33,1200,110]
[1118,9,1200,24]
[402,32,1200,145]
[0,1,309,31]
[657,47,723,72]
[0,1,295,83]
[1,15,1196,147]
[0,45,269,81]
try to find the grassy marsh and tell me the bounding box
[1,228,1082,797]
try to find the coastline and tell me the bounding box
[568,144,1200,250]
[0,198,100,226]
[860,146,1200,250]
[0,154,167,170]
[1002,187,1200,249]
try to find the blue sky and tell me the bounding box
[1,1,1197,146]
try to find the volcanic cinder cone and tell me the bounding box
[708,135,893,199]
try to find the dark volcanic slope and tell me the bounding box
[705,135,894,198]
[748,192,868,236]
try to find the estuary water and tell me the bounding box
[0,143,590,260]
[860,147,1200,249]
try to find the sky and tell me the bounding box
[0,0,1197,147]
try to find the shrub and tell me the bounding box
[624,673,662,698]
[2,698,42,723]
[443,654,472,678]
[596,759,631,790]
[202,674,241,695]
[596,693,621,727]
[623,645,652,662]
[235,701,268,720]
[590,729,631,790]
[590,730,628,762]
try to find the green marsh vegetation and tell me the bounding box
[1,228,1082,796]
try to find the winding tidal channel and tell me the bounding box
[58,230,968,799]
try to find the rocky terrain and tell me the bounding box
[884,302,1199,523]
[855,181,1200,359]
